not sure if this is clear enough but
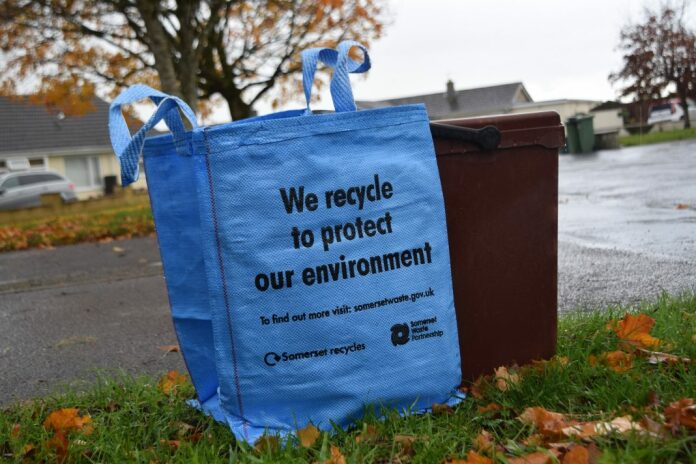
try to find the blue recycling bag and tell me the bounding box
[110,41,461,442]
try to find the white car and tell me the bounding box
[647,98,696,125]
[0,170,77,210]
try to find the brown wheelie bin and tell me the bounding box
[430,112,565,383]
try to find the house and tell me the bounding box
[358,81,624,142]
[0,96,146,199]
[357,81,533,120]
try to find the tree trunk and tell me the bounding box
[135,0,180,98]
[224,90,254,120]
[679,88,691,129]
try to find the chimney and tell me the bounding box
[446,80,458,110]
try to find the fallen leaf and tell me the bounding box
[158,345,180,353]
[46,429,69,458]
[676,203,689,209]
[297,423,321,447]
[432,403,454,415]
[637,348,691,365]
[508,450,559,464]
[589,351,634,373]
[564,416,644,438]
[354,424,378,444]
[322,445,346,464]
[10,424,20,438]
[444,450,493,464]
[607,313,661,349]
[494,366,520,391]
[159,439,180,449]
[640,416,669,438]
[21,443,35,458]
[562,445,589,464]
[518,407,572,439]
[112,246,125,253]
[394,434,417,456]
[664,398,696,432]
[254,435,279,453]
[646,390,661,408]
[473,430,494,452]
[158,371,188,395]
[44,408,93,434]
[478,403,502,414]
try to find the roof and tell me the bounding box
[0,96,112,156]
[590,101,623,112]
[357,82,531,119]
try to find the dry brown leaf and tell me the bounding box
[563,416,644,438]
[518,407,573,439]
[112,246,125,253]
[354,424,378,444]
[562,445,589,464]
[508,450,559,464]
[254,435,279,453]
[432,403,455,415]
[494,366,520,391]
[676,203,689,209]
[589,351,634,373]
[158,370,188,395]
[43,408,93,434]
[473,430,494,452]
[607,313,661,349]
[21,443,35,458]
[664,398,696,431]
[478,403,502,414]
[158,344,180,353]
[394,434,418,456]
[637,348,691,365]
[10,423,20,438]
[444,450,493,464]
[640,416,669,438]
[159,439,180,449]
[297,423,321,447]
[322,445,346,464]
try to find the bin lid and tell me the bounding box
[434,111,565,154]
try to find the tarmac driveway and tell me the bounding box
[1,139,695,403]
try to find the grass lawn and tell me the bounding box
[1,293,695,463]
[0,205,154,252]
[620,127,696,147]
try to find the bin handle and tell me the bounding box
[429,123,501,151]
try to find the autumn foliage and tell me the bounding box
[0,0,386,120]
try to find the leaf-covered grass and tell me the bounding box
[1,293,695,463]
[0,206,154,252]
[620,127,696,147]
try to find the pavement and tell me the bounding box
[1,140,695,403]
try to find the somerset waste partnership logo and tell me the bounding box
[391,316,444,347]
[390,323,410,346]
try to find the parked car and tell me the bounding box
[647,98,696,125]
[0,170,77,211]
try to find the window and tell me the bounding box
[28,157,46,169]
[64,156,101,189]
[1,176,20,189]
[19,174,46,185]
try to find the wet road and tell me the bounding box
[1,140,695,402]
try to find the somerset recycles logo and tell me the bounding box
[264,352,281,366]
[390,323,410,346]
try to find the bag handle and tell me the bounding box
[301,40,371,114]
[109,84,198,186]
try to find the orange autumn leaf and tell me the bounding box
[46,429,69,457]
[494,366,520,391]
[394,434,418,455]
[160,438,181,449]
[297,423,321,447]
[322,445,346,464]
[10,423,20,438]
[444,450,493,464]
[478,403,502,414]
[43,408,93,434]
[608,313,661,348]
[676,203,689,209]
[518,407,572,439]
[562,445,590,464]
[589,351,634,373]
[354,424,378,443]
[473,430,494,452]
[158,370,188,394]
[664,398,696,431]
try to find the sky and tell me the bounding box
[243,0,690,119]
